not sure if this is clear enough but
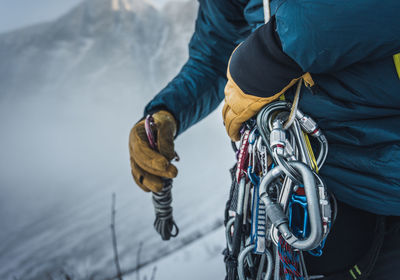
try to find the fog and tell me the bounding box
[0,0,235,278]
[0,0,188,33]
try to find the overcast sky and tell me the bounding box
[0,0,183,34]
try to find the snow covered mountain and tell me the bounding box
[0,0,196,99]
[0,0,235,279]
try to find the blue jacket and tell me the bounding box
[145,0,400,215]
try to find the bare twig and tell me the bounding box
[64,272,72,280]
[150,266,157,280]
[136,242,157,280]
[111,193,123,280]
[46,272,54,280]
[109,219,224,279]
[136,242,143,280]
[60,268,73,280]
[89,271,100,280]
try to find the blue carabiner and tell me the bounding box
[288,185,330,257]
[288,194,309,238]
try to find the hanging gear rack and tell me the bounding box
[224,100,337,280]
[145,115,179,241]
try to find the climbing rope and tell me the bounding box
[145,115,179,241]
[278,236,303,280]
[152,179,179,240]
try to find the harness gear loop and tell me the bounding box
[224,100,335,280]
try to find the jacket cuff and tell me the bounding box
[229,16,306,98]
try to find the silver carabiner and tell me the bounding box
[260,162,324,251]
[238,243,274,280]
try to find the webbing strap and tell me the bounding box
[393,53,400,79]
[304,132,319,173]
[263,0,270,23]
[349,264,362,279]
[284,79,302,129]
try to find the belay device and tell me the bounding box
[223,100,337,280]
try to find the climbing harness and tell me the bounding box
[223,100,337,280]
[145,115,179,241]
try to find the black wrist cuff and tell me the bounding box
[229,16,304,98]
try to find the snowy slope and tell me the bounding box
[128,227,227,280]
[0,0,234,279]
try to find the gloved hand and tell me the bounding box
[222,17,314,142]
[129,110,178,192]
[222,69,313,142]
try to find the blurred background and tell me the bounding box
[0,0,235,279]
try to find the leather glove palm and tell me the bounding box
[129,110,178,192]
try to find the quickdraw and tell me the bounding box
[224,101,337,280]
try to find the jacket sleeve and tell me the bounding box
[144,0,250,135]
[275,0,400,73]
[228,0,400,99]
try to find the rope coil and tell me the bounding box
[152,180,179,240]
[145,115,179,241]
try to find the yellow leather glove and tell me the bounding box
[129,110,178,192]
[222,69,314,142]
[222,18,316,142]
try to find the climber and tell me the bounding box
[129,0,400,278]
